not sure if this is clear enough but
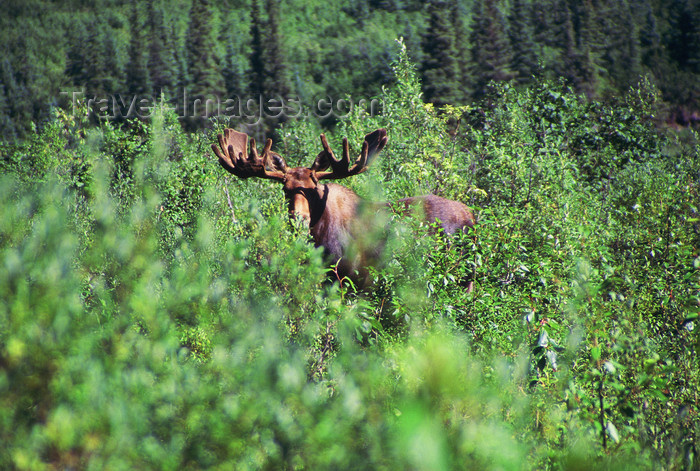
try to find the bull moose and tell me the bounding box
[211,128,475,287]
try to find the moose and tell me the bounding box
[211,128,475,287]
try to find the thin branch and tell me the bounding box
[223,177,236,224]
[599,372,608,451]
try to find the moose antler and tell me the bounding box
[312,128,388,180]
[211,128,287,181]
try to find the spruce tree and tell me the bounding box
[638,0,663,72]
[185,0,225,107]
[65,15,114,97]
[0,85,15,141]
[0,59,19,140]
[65,20,89,88]
[249,0,265,97]
[664,0,700,122]
[421,0,461,106]
[83,17,104,96]
[469,0,513,99]
[369,0,399,10]
[569,0,597,95]
[1,57,32,137]
[219,13,246,99]
[533,0,594,94]
[126,5,151,97]
[249,0,292,99]
[261,0,291,100]
[531,0,555,58]
[248,0,293,134]
[596,0,642,89]
[667,0,700,73]
[101,26,123,96]
[451,0,472,100]
[548,0,575,72]
[508,0,538,85]
[147,1,177,96]
[173,23,189,92]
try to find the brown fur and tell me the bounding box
[394,195,475,234]
[291,183,475,284]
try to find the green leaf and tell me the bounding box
[606,421,620,444]
[604,361,616,374]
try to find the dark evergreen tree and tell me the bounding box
[1,58,32,133]
[0,88,15,141]
[249,0,292,99]
[247,0,294,134]
[65,20,89,88]
[637,0,663,72]
[571,0,598,95]
[249,0,265,97]
[667,0,700,73]
[548,0,576,71]
[569,0,599,54]
[451,0,472,99]
[147,1,177,96]
[528,0,594,94]
[65,15,115,96]
[531,0,555,58]
[83,18,104,95]
[421,0,461,105]
[126,5,152,97]
[0,59,20,140]
[595,0,642,89]
[469,0,513,99]
[261,0,292,99]
[369,0,400,11]
[219,13,247,99]
[173,23,189,92]
[558,0,595,93]
[508,0,538,84]
[664,0,700,124]
[101,23,123,96]
[185,0,224,104]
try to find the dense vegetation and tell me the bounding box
[1,40,699,468]
[2,0,700,140]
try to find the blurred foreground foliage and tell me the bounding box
[1,45,699,470]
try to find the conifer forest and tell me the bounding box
[1,0,700,469]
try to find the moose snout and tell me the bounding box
[289,193,311,223]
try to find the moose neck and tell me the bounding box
[307,182,361,260]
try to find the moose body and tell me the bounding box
[212,128,475,284]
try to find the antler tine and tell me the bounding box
[315,134,354,179]
[325,136,352,174]
[341,137,352,168]
[262,138,273,159]
[247,136,259,160]
[315,129,387,180]
[212,128,286,181]
[355,140,369,171]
